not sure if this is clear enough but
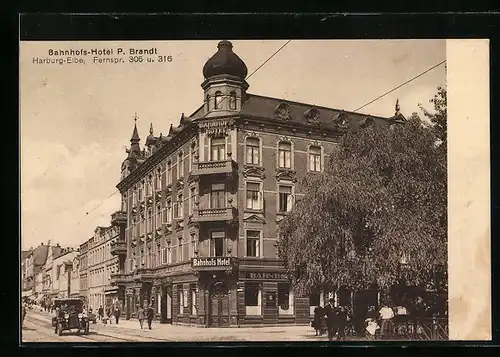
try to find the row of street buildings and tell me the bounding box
[22,41,404,327]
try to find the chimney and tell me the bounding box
[41,242,44,246]
[56,243,60,247]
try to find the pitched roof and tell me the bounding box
[239,94,391,131]
[51,246,63,259]
[32,245,49,266]
[21,250,30,260]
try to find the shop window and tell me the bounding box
[245,283,261,315]
[210,183,226,209]
[278,141,292,168]
[278,283,294,315]
[210,137,226,161]
[278,186,294,213]
[210,231,225,257]
[246,230,261,257]
[246,137,260,165]
[309,146,322,172]
[191,287,197,315]
[178,287,184,315]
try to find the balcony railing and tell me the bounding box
[110,210,127,226]
[110,241,127,256]
[192,207,238,223]
[192,160,238,176]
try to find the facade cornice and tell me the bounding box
[237,114,344,141]
[117,122,198,192]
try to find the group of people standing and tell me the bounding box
[312,298,420,341]
[312,298,351,341]
[94,305,121,324]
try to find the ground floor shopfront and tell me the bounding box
[111,257,443,329]
[112,257,320,327]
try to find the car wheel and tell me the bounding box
[54,324,58,334]
[85,322,89,335]
[57,323,63,336]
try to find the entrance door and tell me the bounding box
[208,281,230,327]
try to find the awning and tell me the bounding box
[22,291,33,298]
[36,294,44,302]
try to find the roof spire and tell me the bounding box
[395,99,400,115]
[149,122,154,135]
[131,112,140,143]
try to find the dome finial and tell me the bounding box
[202,40,248,80]
[133,112,138,122]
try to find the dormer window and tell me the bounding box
[229,91,237,110]
[214,91,223,110]
[206,94,210,111]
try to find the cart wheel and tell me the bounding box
[57,323,63,336]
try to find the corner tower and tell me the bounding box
[201,40,249,117]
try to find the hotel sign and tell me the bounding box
[191,257,235,271]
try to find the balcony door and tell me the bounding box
[209,230,226,257]
[209,183,226,209]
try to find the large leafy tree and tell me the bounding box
[278,89,447,299]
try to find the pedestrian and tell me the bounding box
[106,307,112,324]
[378,300,395,340]
[323,298,337,341]
[146,304,155,330]
[137,305,145,329]
[114,306,121,325]
[98,306,104,322]
[336,306,348,340]
[312,305,325,336]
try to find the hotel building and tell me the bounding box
[110,40,400,327]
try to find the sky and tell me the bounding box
[20,39,446,250]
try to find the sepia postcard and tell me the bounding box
[20,35,490,343]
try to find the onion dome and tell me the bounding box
[202,40,248,80]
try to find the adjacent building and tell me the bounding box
[85,226,120,311]
[109,40,401,327]
[78,240,89,305]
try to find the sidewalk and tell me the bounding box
[29,309,365,341]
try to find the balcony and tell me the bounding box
[110,210,127,226]
[133,268,155,283]
[192,160,238,177]
[110,273,129,286]
[110,241,127,257]
[192,207,238,223]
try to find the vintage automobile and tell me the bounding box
[51,298,90,335]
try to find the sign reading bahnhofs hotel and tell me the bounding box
[191,257,235,270]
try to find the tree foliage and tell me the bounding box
[278,89,447,297]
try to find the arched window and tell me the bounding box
[229,91,237,110]
[214,91,223,110]
[206,94,210,110]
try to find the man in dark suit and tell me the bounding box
[324,298,338,341]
